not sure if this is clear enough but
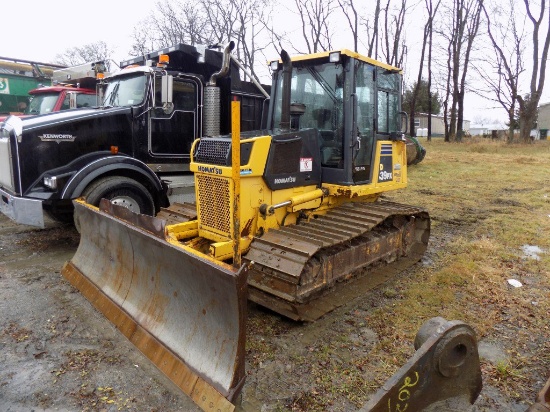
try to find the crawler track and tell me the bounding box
[245,200,430,321]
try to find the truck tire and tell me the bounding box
[83,176,155,216]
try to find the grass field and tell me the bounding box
[383,137,550,406]
[245,137,550,411]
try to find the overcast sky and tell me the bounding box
[4,0,550,126]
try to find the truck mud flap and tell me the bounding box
[62,200,247,412]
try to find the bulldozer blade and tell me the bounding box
[62,200,247,412]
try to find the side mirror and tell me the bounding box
[399,111,409,134]
[161,75,174,115]
[68,92,77,109]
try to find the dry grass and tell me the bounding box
[245,138,550,410]
[377,137,550,404]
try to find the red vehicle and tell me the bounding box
[0,61,104,121]
[24,85,97,116]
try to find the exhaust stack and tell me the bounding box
[204,41,235,137]
[279,49,292,131]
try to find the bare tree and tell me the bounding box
[438,0,483,142]
[129,0,211,55]
[409,0,441,136]
[366,1,382,58]
[337,0,359,52]
[426,0,441,141]
[129,0,271,82]
[515,0,550,142]
[55,41,114,69]
[293,0,337,53]
[477,0,524,142]
[380,0,409,68]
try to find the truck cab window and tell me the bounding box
[26,93,59,115]
[77,93,96,108]
[103,74,147,107]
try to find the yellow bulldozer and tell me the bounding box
[63,48,433,411]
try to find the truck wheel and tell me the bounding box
[83,176,155,215]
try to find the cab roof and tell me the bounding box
[271,49,402,73]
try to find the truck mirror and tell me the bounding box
[68,92,77,109]
[161,75,174,114]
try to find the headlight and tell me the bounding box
[43,176,57,190]
[329,51,341,63]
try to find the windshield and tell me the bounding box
[103,74,147,107]
[26,93,59,115]
[273,63,345,167]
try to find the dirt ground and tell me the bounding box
[0,217,538,412]
[1,141,548,411]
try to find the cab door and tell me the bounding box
[352,61,375,183]
[149,76,201,162]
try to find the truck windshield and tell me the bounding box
[103,74,147,107]
[26,93,59,115]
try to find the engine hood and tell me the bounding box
[20,107,131,132]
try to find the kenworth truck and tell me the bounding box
[0,43,268,227]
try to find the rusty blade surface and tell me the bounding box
[63,200,247,412]
[360,317,482,412]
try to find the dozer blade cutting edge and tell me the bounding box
[63,199,247,412]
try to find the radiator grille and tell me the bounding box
[196,174,231,235]
[194,139,231,166]
[0,137,15,191]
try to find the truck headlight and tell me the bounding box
[43,176,57,189]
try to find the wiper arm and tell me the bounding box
[103,82,120,107]
[306,67,339,104]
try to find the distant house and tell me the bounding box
[470,123,508,136]
[538,101,550,139]
[470,122,507,138]
[412,113,470,137]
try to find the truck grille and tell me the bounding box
[0,136,15,191]
[196,174,231,236]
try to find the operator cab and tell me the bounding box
[268,50,404,186]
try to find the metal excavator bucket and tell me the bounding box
[362,317,482,411]
[62,199,247,412]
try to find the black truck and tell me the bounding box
[0,42,269,227]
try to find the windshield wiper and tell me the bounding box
[306,67,340,105]
[103,82,120,107]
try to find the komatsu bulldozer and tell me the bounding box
[63,48,430,411]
